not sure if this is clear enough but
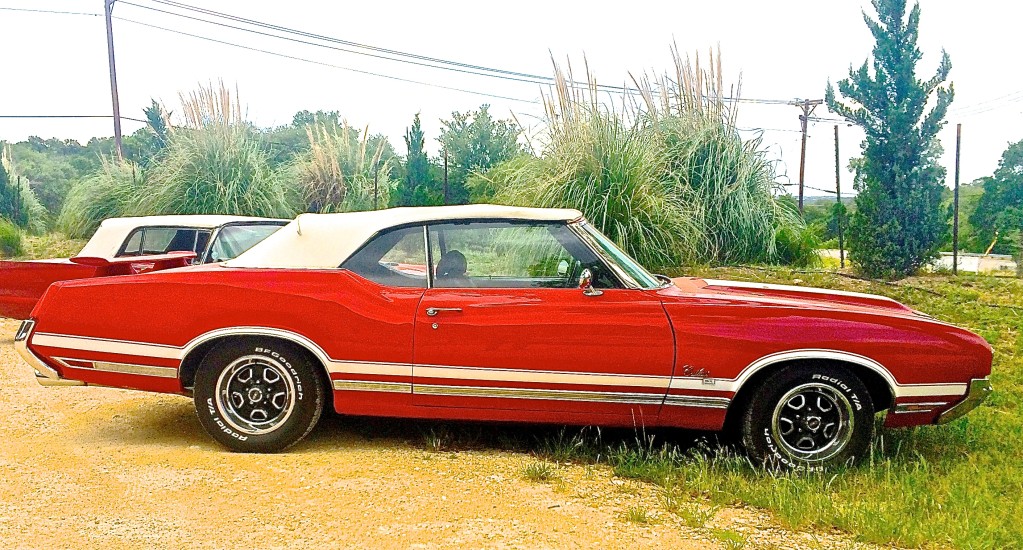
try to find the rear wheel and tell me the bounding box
[740,365,874,471]
[194,340,325,452]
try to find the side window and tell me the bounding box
[118,229,143,257]
[341,225,427,288]
[428,222,618,289]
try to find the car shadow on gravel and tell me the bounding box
[300,411,731,461]
[80,396,729,461]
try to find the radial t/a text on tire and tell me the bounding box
[740,364,874,471]
[193,339,325,452]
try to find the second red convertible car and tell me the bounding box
[14,205,992,469]
[0,215,286,319]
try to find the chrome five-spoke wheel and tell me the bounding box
[194,340,325,453]
[215,355,297,436]
[770,383,854,463]
[741,365,875,470]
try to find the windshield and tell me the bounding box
[205,223,284,263]
[575,221,662,289]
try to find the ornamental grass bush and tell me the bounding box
[57,158,143,239]
[291,122,398,212]
[137,84,301,218]
[480,48,817,269]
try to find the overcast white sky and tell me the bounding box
[1,0,1020,197]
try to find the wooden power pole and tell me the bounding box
[793,99,823,216]
[443,149,449,205]
[834,125,845,269]
[104,0,124,160]
[953,123,962,275]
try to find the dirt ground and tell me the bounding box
[0,318,870,549]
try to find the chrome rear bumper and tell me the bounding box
[937,377,991,424]
[13,320,86,387]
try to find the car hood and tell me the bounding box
[667,276,925,319]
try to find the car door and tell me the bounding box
[412,220,675,421]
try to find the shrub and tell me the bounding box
[0,218,22,257]
[480,48,818,269]
[135,83,300,218]
[57,158,143,239]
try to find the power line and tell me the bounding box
[119,0,558,89]
[0,7,101,17]
[125,0,804,106]
[0,115,148,123]
[111,15,541,105]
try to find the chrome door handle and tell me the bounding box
[426,307,462,316]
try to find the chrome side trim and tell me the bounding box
[412,364,671,388]
[92,361,178,378]
[414,384,667,405]
[13,322,87,387]
[663,394,731,409]
[891,401,949,414]
[937,378,992,424]
[333,380,412,393]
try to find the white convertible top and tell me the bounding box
[77,215,281,258]
[227,204,584,269]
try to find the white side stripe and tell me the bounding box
[32,333,183,360]
[31,332,970,399]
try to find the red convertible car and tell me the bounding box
[0,215,286,319]
[14,205,992,469]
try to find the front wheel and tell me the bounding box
[740,365,874,471]
[194,340,325,452]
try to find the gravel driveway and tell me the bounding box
[0,319,872,549]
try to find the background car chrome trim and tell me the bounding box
[937,378,992,424]
[32,332,183,360]
[333,380,413,393]
[414,384,667,404]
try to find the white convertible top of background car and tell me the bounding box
[77,215,283,258]
[226,204,584,269]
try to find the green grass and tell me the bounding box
[522,461,559,482]
[387,267,1020,548]
[630,266,1023,549]
[17,233,86,259]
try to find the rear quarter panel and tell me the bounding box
[30,266,423,394]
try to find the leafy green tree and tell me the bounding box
[438,105,524,204]
[826,0,953,279]
[392,113,441,206]
[971,139,1023,275]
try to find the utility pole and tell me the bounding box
[104,0,124,160]
[834,125,845,269]
[373,163,379,210]
[793,99,823,216]
[443,149,449,205]
[953,123,962,275]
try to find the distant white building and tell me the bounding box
[931,252,1017,274]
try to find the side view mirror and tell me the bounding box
[557,259,569,276]
[578,268,603,297]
